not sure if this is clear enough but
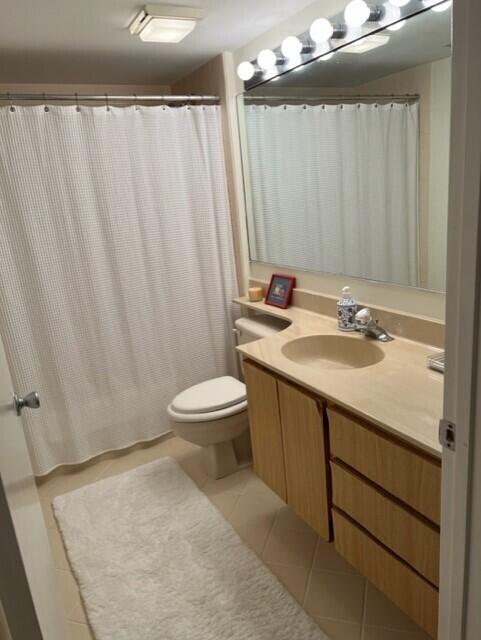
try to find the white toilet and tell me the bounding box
[167,314,289,478]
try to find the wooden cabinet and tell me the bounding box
[329,407,441,525]
[333,510,439,639]
[328,407,441,638]
[244,360,331,539]
[243,360,441,637]
[278,380,330,539]
[331,461,440,586]
[244,360,286,501]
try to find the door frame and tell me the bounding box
[439,0,481,638]
[0,476,43,639]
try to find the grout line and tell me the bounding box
[360,579,368,640]
[302,536,319,609]
[260,508,280,558]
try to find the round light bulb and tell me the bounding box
[257,49,277,70]
[430,0,452,11]
[310,18,334,43]
[379,3,401,27]
[237,61,255,81]
[344,0,371,27]
[281,36,303,58]
[388,0,410,6]
[387,19,406,30]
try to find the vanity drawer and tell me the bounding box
[333,510,438,639]
[328,408,441,525]
[331,461,440,586]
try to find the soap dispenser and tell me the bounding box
[337,286,357,332]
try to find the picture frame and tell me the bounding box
[265,274,296,309]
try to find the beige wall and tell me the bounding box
[173,54,249,293]
[428,58,451,293]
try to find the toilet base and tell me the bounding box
[202,440,239,479]
[169,409,250,479]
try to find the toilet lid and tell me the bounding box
[171,376,247,415]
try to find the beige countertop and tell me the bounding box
[235,297,444,458]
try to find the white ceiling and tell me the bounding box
[0,0,317,85]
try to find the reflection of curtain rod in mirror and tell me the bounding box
[243,94,420,102]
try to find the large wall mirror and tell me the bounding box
[238,4,452,293]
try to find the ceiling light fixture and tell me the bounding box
[342,33,390,53]
[129,5,204,43]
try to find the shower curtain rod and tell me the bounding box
[243,94,419,102]
[0,93,220,104]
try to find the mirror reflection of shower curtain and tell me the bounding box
[0,104,238,475]
[245,102,419,287]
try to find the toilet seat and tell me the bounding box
[168,376,247,423]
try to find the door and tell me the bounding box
[439,0,481,638]
[0,336,67,639]
[278,380,331,540]
[243,360,287,500]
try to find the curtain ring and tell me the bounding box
[105,93,110,112]
[75,93,80,112]
[7,92,15,113]
[43,92,49,112]
[133,94,139,111]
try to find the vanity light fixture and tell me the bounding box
[129,4,204,43]
[281,36,303,59]
[241,0,446,89]
[237,61,256,81]
[344,0,384,27]
[257,49,280,70]
[342,33,390,53]
[310,18,334,43]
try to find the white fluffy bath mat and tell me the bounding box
[53,457,329,640]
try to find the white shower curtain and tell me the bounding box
[245,102,419,287]
[0,104,238,475]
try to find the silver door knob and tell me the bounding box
[13,391,40,416]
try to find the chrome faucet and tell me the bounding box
[354,308,394,342]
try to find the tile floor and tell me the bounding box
[37,436,431,640]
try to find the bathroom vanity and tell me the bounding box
[236,298,443,639]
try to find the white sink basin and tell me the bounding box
[281,334,385,371]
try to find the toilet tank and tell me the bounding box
[234,314,290,377]
[234,314,290,345]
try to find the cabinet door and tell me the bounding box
[278,380,331,540]
[243,360,286,501]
